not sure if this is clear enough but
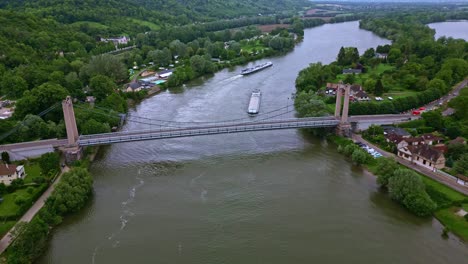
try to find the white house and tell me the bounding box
[397,145,445,170]
[0,164,26,185]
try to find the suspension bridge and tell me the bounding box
[0,85,414,161]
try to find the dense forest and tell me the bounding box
[0,0,309,25]
[0,0,316,145]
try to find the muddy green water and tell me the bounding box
[39,21,468,264]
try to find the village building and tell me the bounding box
[342,68,362,74]
[375,53,388,59]
[158,69,173,79]
[421,133,443,145]
[397,144,445,170]
[349,84,363,95]
[126,82,143,93]
[449,137,466,145]
[100,36,130,46]
[382,126,411,138]
[354,90,370,101]
[86,96,96,104]
[325,82,340,95]
[0,164,26,185]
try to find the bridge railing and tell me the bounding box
[78,118,340,146]
[78,116,338,140]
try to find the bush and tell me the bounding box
[14,196,27,206]
[388,169,436,216]
[375,158,398,187]
[39,152,60,176]
[352,149,370,165]
[425,185,452,209]
[464,214,468,222]
[7,179,24,193]
[343,144,357,157]
[402,192,437,217]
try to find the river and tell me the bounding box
[428,20,468,41]
[39,21,468,263]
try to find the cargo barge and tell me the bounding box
[247,90,261,114]
[240,62,273,75]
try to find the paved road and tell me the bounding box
[352,134,468,196]
[0,166,69,255]
[0,139,68,152]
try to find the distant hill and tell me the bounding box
[0,0,311,26]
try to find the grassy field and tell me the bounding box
[335,64,395,84]
[0,162,47,219]
[129,18,161,30]
[71,21,109,30]
[0,189,33,218]
[421,176,467,202]
[23,164,41,184]
[0,221,15,238]
[241,40,267,53]
[435,208,468,241]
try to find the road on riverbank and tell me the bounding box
[352,134,468,196]
[0,166,69,255]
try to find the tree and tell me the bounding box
[362,48,375,60]
[294,91,328,117]
[374,79,384,96]
[421,111,443,131]
[344,74,355,84]
[366,124,384,138]
[402,192,437,217]
[39,152,60,176]
[1,151,10,164]
[388,169,425,202]
[454,153,468,176]
[0,75,28,98]
[100,93,127,113]
[387,48,402,63]
[352,149,369,165]
[427,79,447,94]
[190,55,207,76]
[337,47,346,65]
[375,158,399,187]
[81,119,111,135]
[80,54,127,82]
[14,83,68,120]
[89,75,116,101]
[364,79,377,94]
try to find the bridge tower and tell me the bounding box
[61,96,82,163]
[62,96,79,146]
[334,83,352,137]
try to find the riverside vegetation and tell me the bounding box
[294,11,468,238]
[1,1,468,262]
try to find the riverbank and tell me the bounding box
[330,134,468,241]
[0,150,95,263]
[41,22,468,263]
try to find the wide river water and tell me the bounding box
[428,20,468,41]
[39,21,468,263]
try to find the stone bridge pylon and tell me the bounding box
[334,82,352,137]
[61,96,82,163]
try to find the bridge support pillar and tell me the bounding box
[334,83,343,118]
[62,146,83,165]
[341,85,350,123]
[336,123,352,137]
[62,96,79,146]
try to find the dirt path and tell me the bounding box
[0,166,69,254]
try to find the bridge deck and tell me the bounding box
[78,117,340,146]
